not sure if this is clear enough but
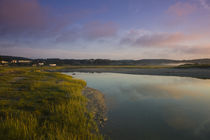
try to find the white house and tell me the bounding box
[49,64,56,67]
[38,63,44,66]
[1,60,8,64]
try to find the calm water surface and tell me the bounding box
[65,72,210,140]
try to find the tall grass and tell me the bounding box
[0,67,103,140]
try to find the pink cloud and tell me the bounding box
[167,2,197,17]
[134,33,185,47]
[120,31,201,48]
[0,0,49,30]
[119,29,210,58]
[0,0,102,39]
[173,44,210,55]
[0,0,116,44]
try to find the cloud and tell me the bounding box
[167,2,197,17]
[199,0,210,9]
[0,0,49,34]
[120,30,200,48]
[0,0,117,46]
[165,1,210,28]
[0,0,104,40]
[134,33,185,47]
[119,29,210,58]
[175,44,210,54]
[56,21,118,42]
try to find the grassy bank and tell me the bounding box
[176,64,210,69]
[0,67,103,140]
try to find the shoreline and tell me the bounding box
[83,87,107,128]
[57,67,210,79]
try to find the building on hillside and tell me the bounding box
[49,64,56,67]
[0,60,8,64]
[18,60,31,63]
[38,63,44,66]
[11,60,17,63]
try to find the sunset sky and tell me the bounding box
[0,0,210,59]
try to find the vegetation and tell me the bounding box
[0,67,103,140]
[176,64,210,69]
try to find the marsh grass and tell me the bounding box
[0,67,103,140]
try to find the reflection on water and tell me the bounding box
[65,72,210,140]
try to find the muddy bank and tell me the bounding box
[58,68,210,79]
[83,87,107,128]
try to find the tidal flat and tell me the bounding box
[58,66,210,79]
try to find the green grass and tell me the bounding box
[0,67,103,140]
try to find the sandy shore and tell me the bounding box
[59,68,210,79]
[83,87,107,127]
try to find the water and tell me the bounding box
[65,72,210,140]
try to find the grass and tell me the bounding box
[176,64,210,69]
[0,67,103,140]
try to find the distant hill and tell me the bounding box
[187,59,210,64]
[0,55,31,61]
[1,55,210,66]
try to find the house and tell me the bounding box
[38,63,44,66]
[49,64,56,67]
[18,60,31,63]
[0,60,8,64]
[11,60,17,63]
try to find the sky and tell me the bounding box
[0,0,210,60]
